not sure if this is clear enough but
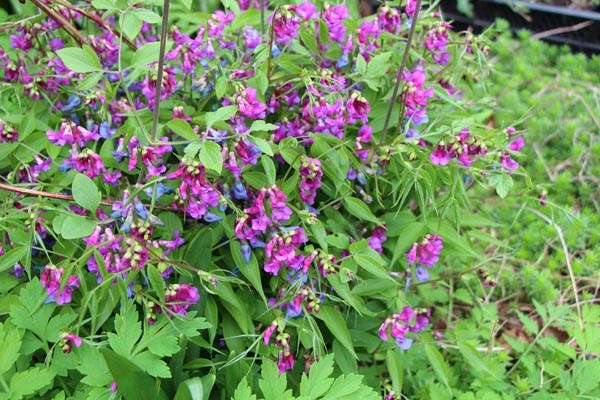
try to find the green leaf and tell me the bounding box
[167,119,197,141]
[147,265,165,303]
[249,120,278,132]
[131,351,171,378]
[356,54,367,76]
[101,348,167,400]
[122,12,143,40]
[353,249,392,281]
[323,373,379,400]
[205,105,238,128]
[457,341,501,381]
[56,46,103,73]
[386,350,404,394]
[9,367,55,400]
[131,41,173,67]
[230,241,266,303]
[72,173,101,212]
[233,377,256,400]
[342,197,379,223]
[215,75,228,99]
[516,310,539,335]
[61,215,97,239]
[199,141,223,173]
[0,327,21,375]
[300,354,334,398]
[133,9,162,24]
[249,136,274,156]
[366,52,391,78]
[315,306,357,359]
[259,359,292,400]
[77,72,104,90]
[261,156,276,184]
[0,246,28,273]
[424,345,452,393]
[489,173,513,198]
[174,377,204,400]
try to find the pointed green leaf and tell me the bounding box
[72,173,101,212]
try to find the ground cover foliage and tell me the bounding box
[0,0,597,399]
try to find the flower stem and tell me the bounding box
[379,0,422,145]
[150,0,170,143]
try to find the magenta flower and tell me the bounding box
[368,226,387,254]
[378,6,401,34]
[406,234,443,268]
[41,265,80,305]
[60,332,83,353]
[323,4,349,44]
[299,157,323,205]
[379,306,430,350]
[347,91,370,123]
[277,351,295,374]
[165,284,200,317]
[0,119,18,143]
[272,7,300,45]
[235,87,267,120]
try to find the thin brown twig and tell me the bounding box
[530,20,595,41]
[53,0,137,51]
[30,0,86,47]
[0,182,172,211]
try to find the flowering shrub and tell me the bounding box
[0,0,527,398]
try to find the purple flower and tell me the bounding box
[368,226,387,254]
[347,91,370,123]
[299,157,323,205]
[277,351,295,374]
[379,306,430,349]
[406,234,443,268]
[268,185,292,223]
[272,7,300,45]
[60,332,83,353]
[0,120,18,143]
[415,267,430,282]
[41,265,80,305]
[378,6,401,34]
[235,87,267,120]
[508,136,525,152]
[165,284,200,317]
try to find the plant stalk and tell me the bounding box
[150,0,171,143]
[379,0,422,145]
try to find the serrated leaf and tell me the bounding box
[233,377,256,400]
[167,119,197,141]
[315,307,357,359]
[56,46,103,73]
[516,310,539,335]
[101,348,167,400]
[300,354,335,398]
[9,367,55,400]
[131,351,171,378]
[199,141,222,173]
[0,327,21,375]
[72,173,101,211]
[259,359,292,400]
[342,197,379,223]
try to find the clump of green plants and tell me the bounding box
[0,0,597,399]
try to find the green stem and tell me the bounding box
[150,0,171,143]
[379,0,422,145]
